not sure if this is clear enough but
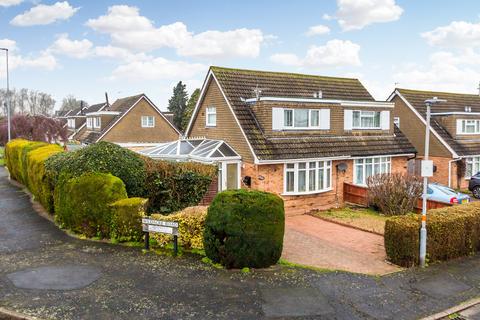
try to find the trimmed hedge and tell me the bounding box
[109,197,148,242]
[25,144,64,213]
[143,158,216,213]
[203,189,285,269]
[54,172,128,238]
[45,141,147,197]
[385,201,480,267]
[150,206,208,250]
[5,139,47,184]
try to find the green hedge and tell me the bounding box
[143,158,216,214]
[25,144,64,213]
[5,139,47,184]
[384,202,480,267]
[45,141,146,197]
[54,172,128,238]
[203,189,285,269]
[109,197,148,242]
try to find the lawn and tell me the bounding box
[0,146,4,166]
[310,207,388,235]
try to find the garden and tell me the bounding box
[3,139,286,269]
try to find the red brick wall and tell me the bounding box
[199,176,218,205]
[415,156,467,189]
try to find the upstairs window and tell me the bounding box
[94,117,101,129]
[281,108,329,130]
[353,111,380,129]
[141,116,155,128]
[458,119,480,134]
[86,118,93,129]
[206,107,216,126]
[67,119,75,129]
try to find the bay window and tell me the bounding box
[354,156,391,185]
[466,157,480,178]
[284,161,332,194]
[353,111,380,129]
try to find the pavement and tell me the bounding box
[282,215,400,275]
[2,166,480,319]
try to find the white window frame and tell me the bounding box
[352,110,381,129]
[218,161,241,191]
[466,156,480,179]
[283,160,332,195]
[86,117,93,129]
[394,117,400,128]
[354,156,391,186]
[206,107,217,127]
[141,115,155,128]
[458,119,480,135]
[94,117,101,129]
[67,118,75,129]
[282,108,323,130]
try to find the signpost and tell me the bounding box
[142,218,179,256]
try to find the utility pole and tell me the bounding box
[420,97,446,267]
[0,48,10,142]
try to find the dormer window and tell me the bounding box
[94,117,101,129]
[458,119,480,134]
[279,108,328,130]
[465,106,472,112]
[67,118,75,129]
[353,111,380,129]
[87,117,93,129]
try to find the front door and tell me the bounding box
[218,161,240,191]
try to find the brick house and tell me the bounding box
[66,102,107,141]
[142,67,416,215]
[388,88,480,189]
[77,93,180,148]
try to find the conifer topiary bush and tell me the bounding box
[203,189,285,268]
[54,172,128,238]
[109,197,148,242]
[45,141,146,197]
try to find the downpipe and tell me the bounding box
[448,158,462,188]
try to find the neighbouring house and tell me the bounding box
[389,88,480,189]
[77,93,180,149]
[66,102,108,141]
[141,67,416,215]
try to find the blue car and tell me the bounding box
[427,183,470,204]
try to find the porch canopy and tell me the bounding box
[139,139,241,163]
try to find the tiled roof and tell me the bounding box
[210,66,416,160]
[86,102,107,113]
[397,88,480,156]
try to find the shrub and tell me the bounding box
[367,173,423,216]
[5,139,47,184]
[109,197,148,242]
[150,206,208,250]
[203,189,285,269]
[25,144,64,213]
[19,141,49,184]
[143,158,216,213]
[54,172,128,238]
[45,141,147,197]
[384,201,480,267]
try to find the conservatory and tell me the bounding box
[139,139,241,190]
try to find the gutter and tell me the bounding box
[448,157,463,188]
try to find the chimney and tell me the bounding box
[80,100,84,115]
[105,92,110,109]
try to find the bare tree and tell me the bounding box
[61,94,88,112]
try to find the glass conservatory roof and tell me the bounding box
[139,139,241,162]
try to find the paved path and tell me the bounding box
[2,166,480,320]
[282,215,400,274]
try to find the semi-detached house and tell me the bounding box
[141,67,416,215]
[389,88,480,189]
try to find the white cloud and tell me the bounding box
[86,5,265,58]
[10,1,79,26]
[306,25,331,36]
[48,34,93,59]
[0,38,18,51]
[110,57,205,81]
[336,0,403,31]
[422,21,480,48]
[0,41,57,77]
[94,45,150,63]
[270,39,361,68]
[393,49,480,94]
[0,0,22,7]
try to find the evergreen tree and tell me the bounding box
[182,88,201,131]
[168,81,188,131]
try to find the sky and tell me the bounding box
[1,0,480,110]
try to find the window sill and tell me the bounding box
[205,125,217,128]
[280,127,327,131]
[351,127,383,130]
[282,188,332,196]
[141,126,155,128]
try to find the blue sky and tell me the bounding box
[1,0,480,110]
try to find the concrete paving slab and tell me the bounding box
[7,265,101,290]
[413,274,471,298]
[261,287,334,318]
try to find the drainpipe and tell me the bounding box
[448,158,462,188]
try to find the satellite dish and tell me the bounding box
[336,162,348,172]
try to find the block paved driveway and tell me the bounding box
[282,215,400,275]
[2,166,480,320]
